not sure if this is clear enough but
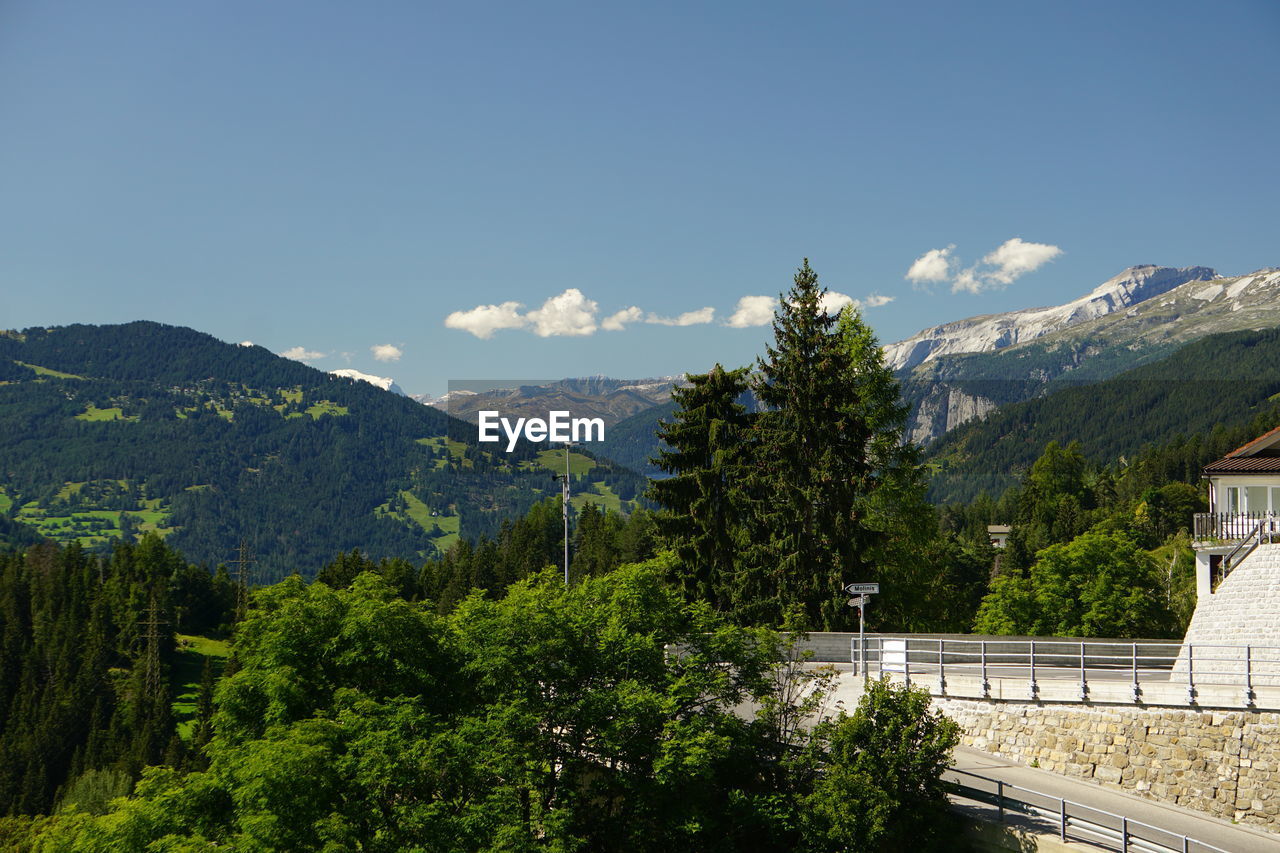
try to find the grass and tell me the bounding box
[131,507,174,534]
[55,482,86,499]
[305,400,350,419]
[397,491,436,529]
[376,491,461,552]
[15,507,121,544]
[419,437,472,469]
[172,634,231,740]
[0,490,10,514]
[13,483,175,544]
[571,481,624,515]
[430,513,460,552]
[75,404,130,422]
[534,449,596,478]
[15,360,84,380]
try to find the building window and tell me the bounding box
[1249,486,1268,513]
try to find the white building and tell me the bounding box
[1192,425,1280,597]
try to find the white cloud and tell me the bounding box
[907,237,1064,294]
[819,291,856,315]
[371,343,403,362]
[601,306,643,331]
[862,292,894,308]
[526,288,598,337]
[445,290,730,338]
[981,238,1063,285]
[647,307,715,327]
[444,301,528,339]
[725,295,775,328]
[280,346,326,362]
[239,341,254,347]
[950,266,984,294]
[906,245,955,284]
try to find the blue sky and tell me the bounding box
[2,1,1277,396]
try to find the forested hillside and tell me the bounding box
[925,327,1280,503]
[0,323,644,578]
[0,536,235,818]
[593,399,677,479]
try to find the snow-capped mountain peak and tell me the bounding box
[329,368,406,396]
[883,265,1218,372]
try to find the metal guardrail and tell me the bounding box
[851,636,1280,707]
[949,767,1230,853]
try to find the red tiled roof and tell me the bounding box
[1225,424,1280,458]
[1203,456,1280,473]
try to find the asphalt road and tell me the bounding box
[948,746,1280,852]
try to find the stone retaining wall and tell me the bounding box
[937,698,1280,833]
[1178,543,1280,686]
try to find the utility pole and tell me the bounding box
[553,443,571,585]
[141,593,167,701]
[229,539,255,623]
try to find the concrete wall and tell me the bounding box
[936,698,1280,833]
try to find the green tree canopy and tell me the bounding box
[34,561,964,852]
[973,530,1176,637]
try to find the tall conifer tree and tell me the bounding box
[649,364,752,608]
[745,261,880,629]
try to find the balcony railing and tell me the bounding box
[1192,511,1280,541]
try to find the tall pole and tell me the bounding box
[859,599,867,683]
[562,442,571,585]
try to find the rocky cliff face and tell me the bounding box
[906,385,999,446]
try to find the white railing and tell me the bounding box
[851,635,1280,708]
[1193,511,1280,542]
[948,767,1231,853]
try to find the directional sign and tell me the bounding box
[844,583,879,595]
[847,595,870,607]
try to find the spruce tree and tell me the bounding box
[745,260,881,630]
[649,364,752,609]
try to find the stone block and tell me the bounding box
[1094,765,1122,784]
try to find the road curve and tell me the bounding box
[948,745,1280,852]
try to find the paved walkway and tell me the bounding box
[948,746,1280,852]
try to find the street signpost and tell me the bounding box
[845,583,879,679]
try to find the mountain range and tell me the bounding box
[421,377,683,427]
[6,262,1278,566]
[0,322,644,575]
[896,265,1280,442]
[924,326,1280,502]
[883,265,1219,372]
[469,263,1280,481]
